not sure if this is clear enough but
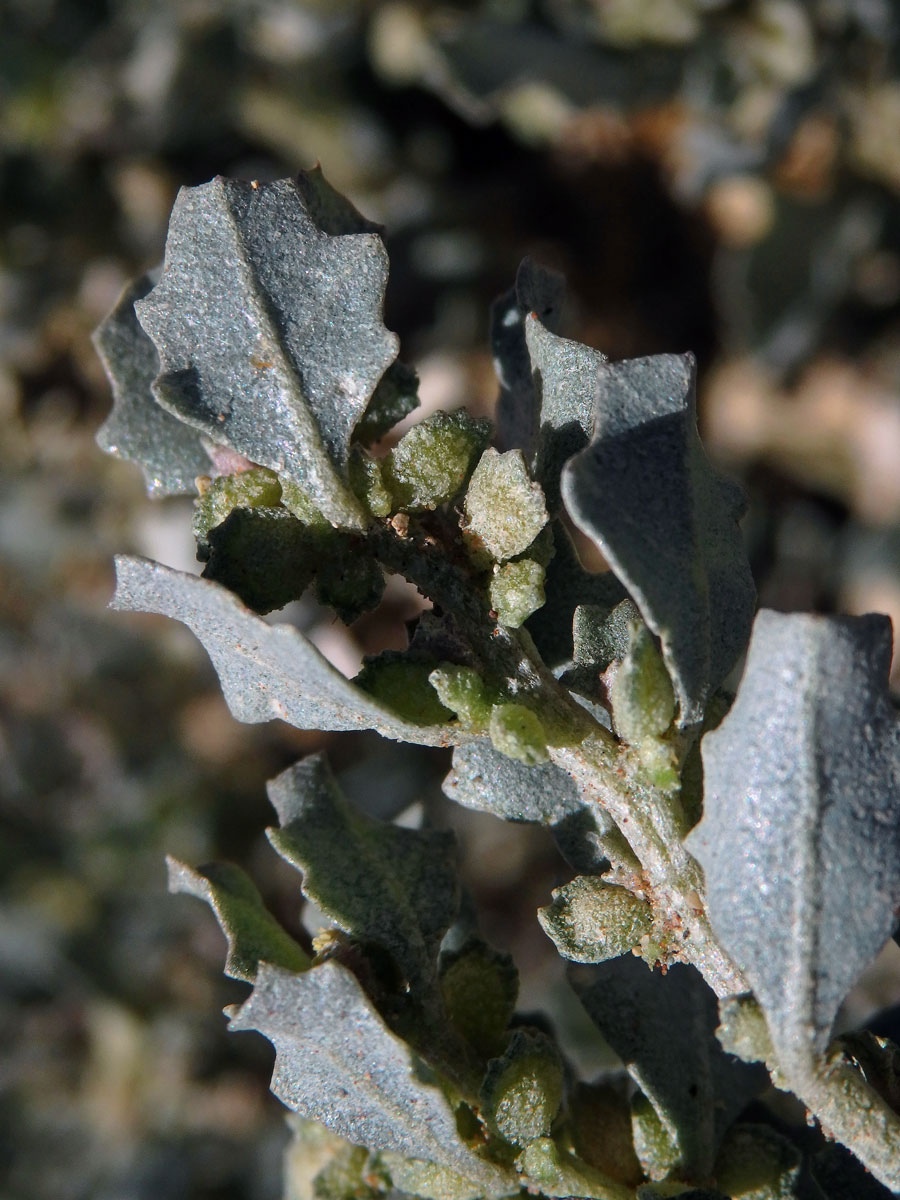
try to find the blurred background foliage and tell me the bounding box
[3,2,900,1197]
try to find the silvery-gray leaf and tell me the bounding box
[526,522,626,669]
[493,257,565,455]
[525,318,604,513]
[444,741,623,875]
[575,957,765,1179]
[267,755,458,993]
[229,960,513,1191]
[561,599,643,700]
[93,275,208,495]
[135,174,399,528]
[445,740,582,824]
[167,857,309,982]
[686,610,900,1067]
[561,353,754,725]
[111,556,460,747]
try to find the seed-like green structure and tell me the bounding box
[193,466,283,543]
[381,410,491,512]
[489,703,548,765]
[463,448,548,563]
[489,559,545,628]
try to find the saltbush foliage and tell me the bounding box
[95,169,900,1197]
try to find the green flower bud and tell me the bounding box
[463,448,548,563]
[193,466,283,544]
[428,665,495,729]
[489,703,548,765]
[381,410,491,512]
[489,559,545,628]
[355,654,454,726]
[480,1030,563,1147]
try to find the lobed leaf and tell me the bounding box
[93,274,208,495]
[229,960,515,1192]
[111,556,461,746]
[687,610,900,1069]
[135,174,399,528]
[167,857,309,982]
[561,352,755,725]
[266,755,459,994]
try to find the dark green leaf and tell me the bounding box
[267,755,459,994]
[167,857,309,981]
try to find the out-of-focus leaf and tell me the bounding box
[229,960,515,1193]
[135,174,399,528]
[575,957,765,1179]
[687,610,900,1068]
[266,755,458,993]
[203,506,318,613]
[167,857,309,982]
[493,257,566,456]
[561,353,755,725]
[525,317,604,513]
[110,556,460,746]
[713,1124,801,1200]
[438,938,518,1060]
[94,274,208,496]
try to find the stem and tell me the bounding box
[550,735,746,999]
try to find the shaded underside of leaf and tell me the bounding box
[110,555,459,746]
[266,754,459,993]
[561,352,755,726]
[525,316,604,513]
[229,960,514,1192]
[93,274,209,495]
[445,739,582,824]
[575,956,765,1179]
[135,174,399,527]
[167,857,309,981]
[492,257,566,457]
[687,609,900,1066]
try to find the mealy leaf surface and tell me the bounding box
[267,755,459,993]
[94,275,208,495]
[135,174,398,528]
[687,609,900,1067]
[229,960,515,1192]
[110,556,461,746]
[561,353,754,725]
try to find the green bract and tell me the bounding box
[97,169,900,1198]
